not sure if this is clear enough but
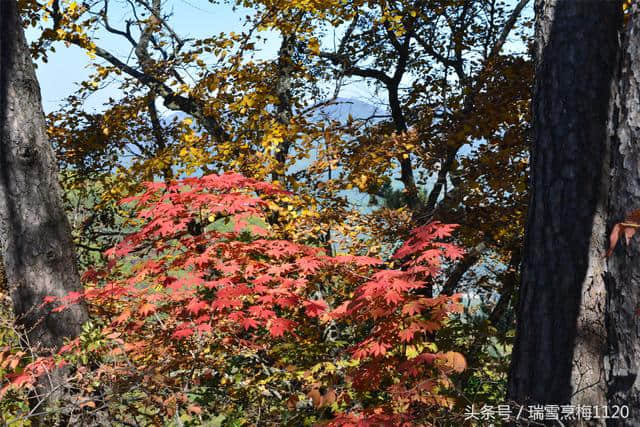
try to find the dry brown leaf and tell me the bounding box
[442,351,466,373]
[605,210,640,257]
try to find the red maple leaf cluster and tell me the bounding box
[4,173,466,425]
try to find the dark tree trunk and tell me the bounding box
[0,1,88,353]
[508,0,621,409]
[606,4,640,420]
[271,31,295,185]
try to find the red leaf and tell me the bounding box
[606,222,639,257]
[172,328,194,339]
[186,298,208,315]
[241,317,260,330]
[303,299,328,317]
[248,305,275,319]
[58,339,79,355]
[398,328,416,343]
[370,341,390,357]
[402,301,423,316]
[268,318,295,337]
[196,323,212,333]
[330,300,351,318]
[9,373,32,388]
[384,290,404,305]
[187,404,202,414]
[64,291,83,303]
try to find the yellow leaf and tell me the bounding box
[308,38,320,54]
[406,345,419,359]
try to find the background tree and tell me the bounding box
[26,0,534,405]
[306,0,531,398]
[1,0,536,415]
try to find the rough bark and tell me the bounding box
[0,1,88,352]
[508,0,621,409]
[606,4,640,420]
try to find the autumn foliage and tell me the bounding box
[606,209,640,257]
[2,173,464,425]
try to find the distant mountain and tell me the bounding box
[309,98,384,123]
[160,97,383,126]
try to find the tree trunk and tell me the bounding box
[508,0,621,409]
[606,4,640,421]
[0,1,88,352]
[271,31,295,185]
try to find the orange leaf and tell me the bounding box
[441,351,466,373]
[187,404,202,414]
[138,303,156,317]
[606,223,622,257]
[322,388,337,407]
[308,389,322,408]
[286,395,299,410]
[606,222,639,257]
[114,309,132,325]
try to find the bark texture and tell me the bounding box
[606,4,640,421]
[508,0,621,408]
[0,1,88,351]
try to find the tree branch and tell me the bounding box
[423,0,529,216]
[440,240,488,296]
[318,51,394,86]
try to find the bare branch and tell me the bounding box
[100,0,137,47]
[440,241,488,296]
[487,0,529,61]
